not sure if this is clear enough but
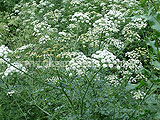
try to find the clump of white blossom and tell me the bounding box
[66,53,99,75]
[125,47,149,62]
[70,0,84,5]
[58,51,83,59]
[105,37,124,49]
[131,90,145,100]
[0,45,12,63]
[105,74,120,86]
[122,18,147,43]
[15,44,34,52]
[46,76,58,84]
[77,30,100,48]
[7,90,16,96]
[93,15,120,33]
[92,49,121,69]
[122,59,143,72]
[39,35,51,44]
[2,62,26,78]
[129,73,148,83]
[0,45,12,57]
[70,12,90,24]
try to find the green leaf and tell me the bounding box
[0,23,7,31]
[147,40,158,55]
[125,83,138,91]
[152,24,160,32]
[148,15,160,32]
[136,80,146,88]
[151,60,160,69]
[154,113,160,120]
[140,0,147,6]
[145,94,157,105]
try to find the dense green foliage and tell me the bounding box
[0,0,160,119]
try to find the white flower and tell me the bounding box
[132,90,145,100]
[102,64,107,68]
[16,44,34,51]
[106,58,111,63]
[2,62,26,78]
[66,53,99,75]
[101,59,106,63]
[117,65,121,70]
[59,32,67,36]
[0,45,12,57]
[69,73,73,77]
[7,90,16,96]
[108,64,114,68]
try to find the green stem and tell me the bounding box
[155,38,160,62]
[81,67,102,117]
[150,0,158,12]
[56,70,77,116]
[13,96,27,120]
[26,91,52,117]
[129,82,154,119]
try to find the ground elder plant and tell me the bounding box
[0,0,160,119]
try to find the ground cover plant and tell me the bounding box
[0,0,160,119]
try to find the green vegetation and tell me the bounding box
[0,0,160,119]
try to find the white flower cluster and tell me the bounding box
[125,51,139,59]
[59,32,67,36]
[106,37,124,49]
[50,9,62,21]
[46,76,58,83]
[70,0,83,5]
[106,9,125,23]
[16,44,34,51]
[123,59,143,72]
[129,73,148,83]
[39,35,51,44]
[125,47,149,60]
[92,50,120,69]
[122,25,141,42]
[0,45,12,63]
[7,90,16,96]
[0,45,12,57]
[130,18,147,29]
[32,20,54,36]
[105,74,120,86]
[93,15,119,33]
[66,53,99,75]
[2,62,26,78]
[78,31,99,48]
[58,52,83,59]
[67,24,77,29]
[122,18,146,43]
[39,0,49,7]
[131,90,145,100]
[70,12,90,24]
